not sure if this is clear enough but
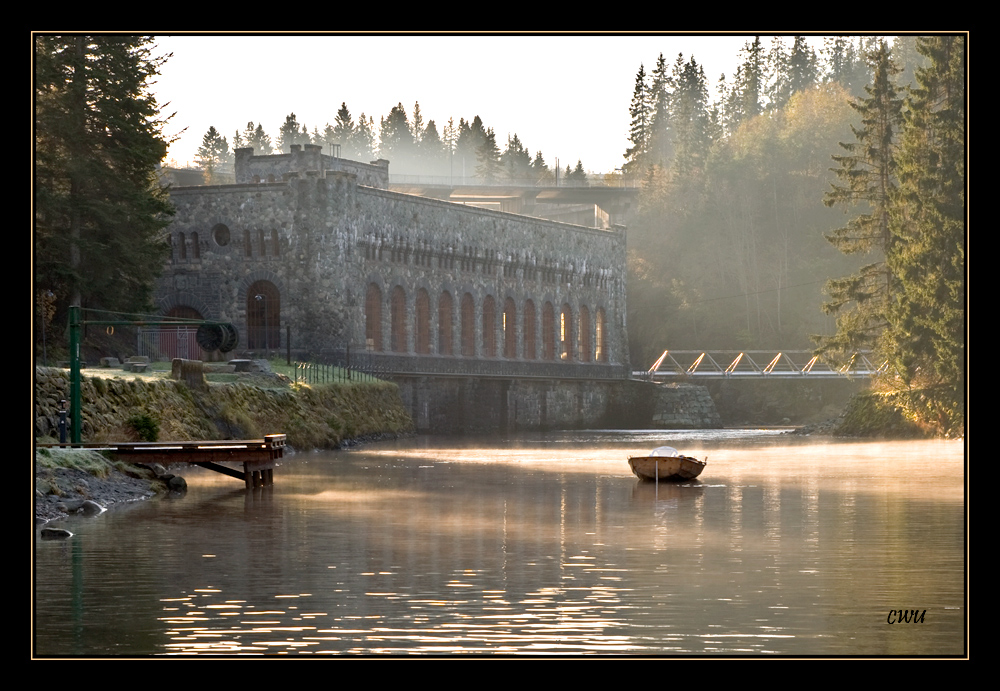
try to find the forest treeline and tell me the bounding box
[195,105,588,186]
[619,35,964,434]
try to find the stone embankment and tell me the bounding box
[34,366,413,449]
[34,365,414,526]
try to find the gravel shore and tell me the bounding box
[35,448,174,526]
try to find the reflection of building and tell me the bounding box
[154,145,628,377]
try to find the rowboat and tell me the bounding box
[628,446,706,482]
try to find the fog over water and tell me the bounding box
[33,430,965,657]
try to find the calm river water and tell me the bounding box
[33,430,966,657]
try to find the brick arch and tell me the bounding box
[390,285,408,353]
[595,306,607,362]
[157,291,213,322]
[578,304,591,362]
[503,297,517,359]
[482,295,497,358]
[560,303,573,361]
[542,301,556,361]
[438,290,454,356]
[365,282,383,351]
[523,299,537,360]
[461,292,475,357]
[415,288,431,355]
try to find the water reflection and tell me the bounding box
[34,431,965,657]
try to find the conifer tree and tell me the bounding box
[34,35,174,325]
[885,35,965,405]
[475,127,502,181]
[816,40,903,360]
[623,64,651,174]
[196,125,231,184]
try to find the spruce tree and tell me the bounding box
[623,64,650,175]
[196,126,231,184]
[816,40,903,360]
[885,35,965,408]
[34,35,174,326]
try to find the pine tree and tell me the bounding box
[623,64,651,175]
[278,113,302,152]
[475,127,501,181]
[355,114,376,162]
[816,40,904,360]
[500,133,532,182]
[788,36,820,97]
[885,35,965,405]
[196,125,231,184]
[379,103,414,167]
[34,34,174,327]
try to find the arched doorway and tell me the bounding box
[247,281,280,351]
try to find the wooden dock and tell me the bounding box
[39,434,286,488]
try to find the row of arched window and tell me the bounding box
[365,284,607,363]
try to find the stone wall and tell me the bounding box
[649,384,723,429]
[157,152,628,381]
[33,367,412,449]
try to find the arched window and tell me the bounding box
[438,291,453,356]
[271,229,280,256]
[482,296,497,358]
[523,299,536,360]
[391,286,408,353]
[258,229,267,257]
[560,303,573,361]
[595,308,607,362]
[461,293,475,357]
[178,232,187,261]
[247,280,280,350]
[578,305,591,362]
[191,232,200,259]
[365,283,382,351]
[244,229,252,257]
[503,298,517,359]
[542,302,556,360]
[415,289,431,355]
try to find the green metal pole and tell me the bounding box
[68,304,82,443]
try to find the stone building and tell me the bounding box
[155,145,629,415]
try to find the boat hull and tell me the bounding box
[628,456,705,482]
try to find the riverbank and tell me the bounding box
[34,365,414,525]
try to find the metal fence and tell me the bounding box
[135,326,203,362]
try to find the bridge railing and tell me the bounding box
[638,350,890,380]
[315,346,630,380]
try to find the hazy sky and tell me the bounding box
[152,33,834,174]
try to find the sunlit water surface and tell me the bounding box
[34,430,966,657]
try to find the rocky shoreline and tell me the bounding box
[35,447,186,532]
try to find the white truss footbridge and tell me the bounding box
[636,350,890,380]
